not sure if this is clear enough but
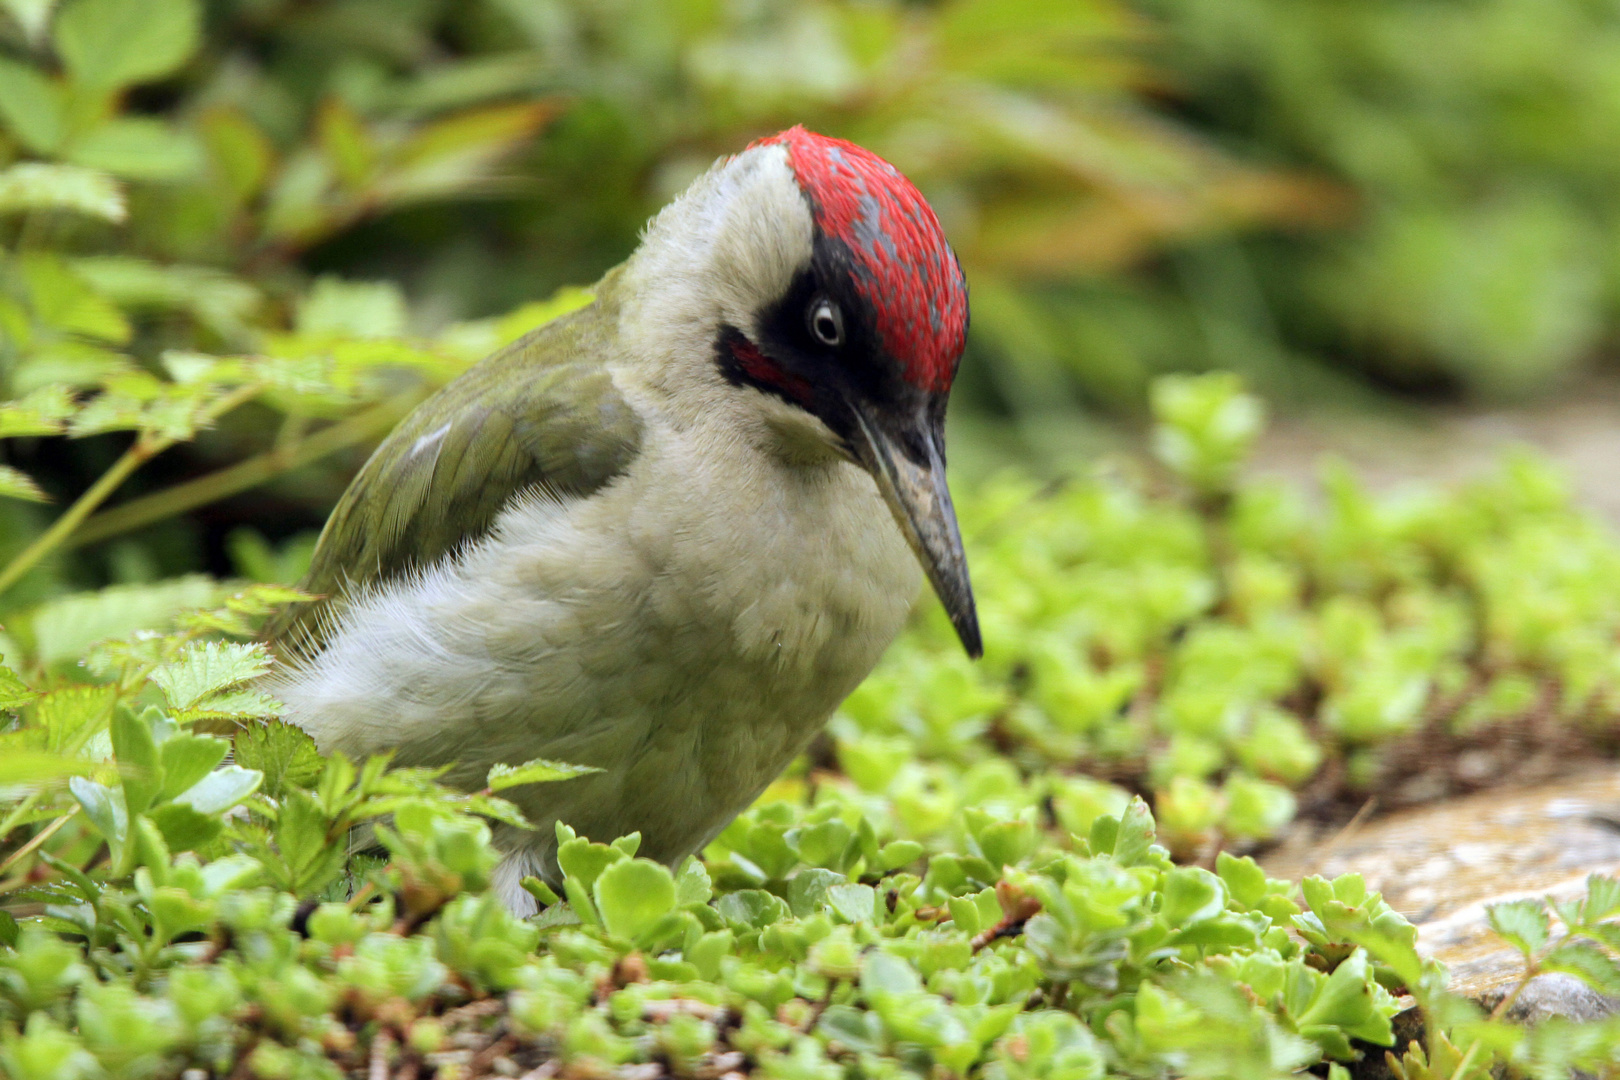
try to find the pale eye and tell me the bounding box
[808,297,843,347]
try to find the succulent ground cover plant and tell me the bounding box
[6,368,1620,1076]
[8,0,1620,1073]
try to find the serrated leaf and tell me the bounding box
[0,464,48,502]
[0,662,37,711]
[1542,940,1620,996]
[232,720,322,799]
[0,162,123,221]
[486,756,601,791]
[1582,875,1620,924]
[149,641,270,709]
[1112,795,1158,867]
[30,575,220,666]
[74,257,261,340]
[675,857,712,906]
[271,788,345,895]
[1487,898,1550,958]
[53,0,200,92]
[222,583,319,615]
[0,385,77,437]
[172,689,281,723]
[29,684,116,753]
[461,793,534,830]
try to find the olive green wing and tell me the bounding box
[265,298,642,658]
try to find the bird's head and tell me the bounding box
[623,126,979,657]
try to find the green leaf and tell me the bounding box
[53,0,200,92]
[1111,796,1158,867]
[0,750,94,784]
[593,858,677,943]
[30,576,221,667]
[109,705,161,814]
[171,765,259,815]
[171,689,281,723]
[0,160,121,220]
[231,721,323,798]
[1217,851,1269,909]
[149,642,271,710]
[1486,898,1550,958]
[271,788,345,896]
[1542,941,1620,996]
[3,0,59,43]
[0,58,65,152]
[1582,875,1620,923]
[0,386,77,437]
[0,662,38,711]
[155,733,228,801]
[674,857,712,906]
[65,118,205,181]
[20,253,130,342]
[486,756,601,792]
[147,802,220,850]
[28,684,116,753]
[296,277,407,338]
[0,465,49,503]
[69,776,126,845]
[374,101,556,205]
[1161,866,1225,926]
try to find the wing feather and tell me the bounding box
[265,296,641,657]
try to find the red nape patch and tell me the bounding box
[731,334,813,405]
[751,126,967,394]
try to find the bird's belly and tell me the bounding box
[274,453,920,882]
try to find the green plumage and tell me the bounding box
[267,278,643,656]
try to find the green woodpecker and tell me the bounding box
[267,127,978,910]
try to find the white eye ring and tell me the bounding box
[808,297,843,347]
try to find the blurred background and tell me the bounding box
[6,0,1620,591]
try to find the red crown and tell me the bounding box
[751,127,968,394]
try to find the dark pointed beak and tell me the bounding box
[848,404,982,659]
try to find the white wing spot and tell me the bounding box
[411,421,453,459]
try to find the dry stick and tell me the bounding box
[64,393,417,551]
[0,811,75,876]
[0,382,264,596]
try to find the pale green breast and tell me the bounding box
[266,285,644,656]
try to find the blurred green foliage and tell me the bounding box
[1152,0,1620,397]
[841,373,1620,858]
[0,0,1336,561]
[12,359,1620,1072]
[7,0,1620,1071]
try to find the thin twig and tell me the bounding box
[64,393,416,551]
[0,811,76,875]
[0,382,263,595]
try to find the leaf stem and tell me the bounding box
[0,810,76,875]
[0,382,263,596]
[63,392,415,551]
